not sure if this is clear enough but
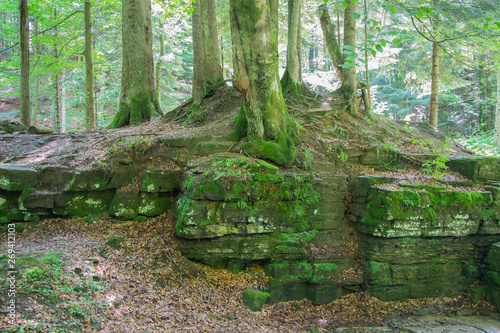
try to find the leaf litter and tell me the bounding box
[1,213,498,332]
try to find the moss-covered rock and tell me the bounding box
[355,187,498,238]
[0,191,24,223]
[106,236,125,250]
[108,188,139,220]
[0,165,37,191]
[65,169,113,191]
[53,191,114,218]
[137,193,174,217]
[447,156,500,182]
[241,289,270,311]
[140,169,181,193]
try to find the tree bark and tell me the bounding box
[108,0,161,128]
[363,0,372,115]
[19,0,30,126]
[478,55,491,132]
[495,68,500,148]
[430,41,440,128]
[32,18,40,126]
[84,0,95,131]
[52,8,60,133]
[192,0,205,105]
[61,78,67,133]
[155,23,165,109]
[320,1,362,116]
[229,0,298,167]
[201,0,223,91]
[281,0,309,98]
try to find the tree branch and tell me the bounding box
[0,10,84,54]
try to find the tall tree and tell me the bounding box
[192,0,224,106]
[230,0,298,167]
[108,0,161,128]
[280,0,310,98]
[429,41,439,128]
[192,0,205,105]
[320,1,368,116]
[495,68,500,147]
[19,0,30,126]
[84,0,95,130]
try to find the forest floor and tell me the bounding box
[1,213,500,333]
[1,87,499,332]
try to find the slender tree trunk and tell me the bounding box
[192,0,205,105]
[281,0,309,98]
[19,0,30,126]
[155,23,165,109]
[32,19,40,126]
[52,8,60,133]
[61,78,67,133]
[319,5,343,80]
[495,68,500,147]
[363,0,371,114]
[201,0,223,91]
[337,12,341,49]
[51,73,60,133]
[229,0,298,167]
[430,41,440,128]
[84,0,95,130]
[478,55,491,132]
[341,0,359,115]
[108,0,161,128]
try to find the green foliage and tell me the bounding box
[422,155,449,180]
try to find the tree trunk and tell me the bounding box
[281,0,309,98]
[478,55,491,132]
[155,23,165,109]
[320,1,361,116]
[363,0,372,115]
[108,0,161,128]
[192,0,205,105]
[201,0,223,91]
[495,68,500,148]
[229,0,298,167]
[84,0,95,131]
[319,5,343,80]
[51,73,60,133]
[430,41,440,128]
[52,8,60,133]
[19,0,30,126]
[32,18,40,126]
[341,0,359,116]
[61,78,67,133]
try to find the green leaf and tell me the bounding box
[496,22,500,28]
[484,23,489,29]
[381,41,387,47]
[342,61,354,68]
[371,50,377,57]
[393,38,402,46]
[390,6,396,14]
[342,1,348,9]
[352,13,361,19]
[345,53,358,61]
[416,11,423,19]
[343,50,354,55]
[343,45,355,50]
[376,44,383,53]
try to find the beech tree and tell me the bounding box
[229,0,298,167]
[320,1,369,116]
[84,0,95,130]
[108,0,161,128]
[192,0,224,106]
[280,0,310,98]
[19,0,30,126]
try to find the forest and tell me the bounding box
[2,0,500,332]
[1,0,499,157]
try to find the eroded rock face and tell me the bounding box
[1,153,500,308]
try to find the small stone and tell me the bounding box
[241,289,270,312]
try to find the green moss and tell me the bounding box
[230,102,249,141]
[106,237,125,250]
